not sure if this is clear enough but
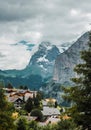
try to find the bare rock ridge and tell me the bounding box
[0,32,89,90]
[53,32,89,86]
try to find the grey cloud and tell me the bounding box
[0,0,91,43]
[0,0,91,69]
[0,0,83,22]
[0,52,5,57]
[0,0,42,21]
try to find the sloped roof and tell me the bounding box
[8,96,23,102]
[42,106,60,116]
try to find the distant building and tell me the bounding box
[5,88,37,107]
[8,96,25,107]
[42,106,60,116]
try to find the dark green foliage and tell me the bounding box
[33,97,40,107]
[18,85,28,90]
[18,85,24,89]
[0,112,15,130]
[0,80,5,88]
[56,119,81,130]
[6,82,13,89]
[39,119,81,130]
[24,92,42,113]
[1,74,43,90]
[25,97,33,113]
[28,120,38,130]
[63,31,91,130]
[16,118,26,130]
[0,89,7,110]
[31,109,43,121]
[33,92,43,108]
[24,86,28,90]
[36,91,44,100]
[54,101,58,108]
[16,119,81,130]
[0,88,15,130]
[40,124,53,130]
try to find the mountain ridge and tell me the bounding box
[0,41,71,89]
[53,32,89,86]
[0,33,84,90]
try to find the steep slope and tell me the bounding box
[53,32,89,86]
[0,42,61,89]
[26,42,60,78]
[0,40,73,89]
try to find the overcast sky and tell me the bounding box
[0,0,91,70]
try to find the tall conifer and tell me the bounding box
[64,31,91,130]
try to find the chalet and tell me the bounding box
[5,89,37,108]
[8,96,25,107]
[9,90,37,101]
[4,88,17,93]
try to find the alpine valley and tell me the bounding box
[0,41,72,90]
[0,32,89,101]
[40,32,89,104]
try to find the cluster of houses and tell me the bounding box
[4,88,37,108]
[3,87,69,125]
[40,99,61,125]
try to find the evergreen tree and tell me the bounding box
[57,119,81,130]
[28,120,38,130]
[0,88,15,130]
[0,89,7,110]
[33,97,40,108]
[25,97,33,113]
[36,91,44,100]
[54,101,58,108]
[18,85,24,89]
[16,118,26,130]
[0,80,5,88]
[6,82,13,89]
[31,109,43,121]
[24,86,28,90]
[63,31,91,130]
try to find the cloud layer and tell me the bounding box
[0,0,91,70]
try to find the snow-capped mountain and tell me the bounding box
[53,32,89,86]
[0,40,73,89]
[26,42,60,78]
[41,32,89,104]
[57,42,73,53]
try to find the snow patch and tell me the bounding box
[47,46,52,51]
[37,55,49,63]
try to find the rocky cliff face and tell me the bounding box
[0,32,87,90]
[53,32,89,86]
[0,41,61,89]
[27,42,60,78]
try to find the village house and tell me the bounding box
[8,96,25,108]
[42,106,60,117]
[4,88,37,107]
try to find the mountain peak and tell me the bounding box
[53,32,89,85]
[40,41,52,46]
[39,42,52,50]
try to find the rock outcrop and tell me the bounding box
[53,32,89,86]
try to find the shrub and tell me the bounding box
[31,109,43,121]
